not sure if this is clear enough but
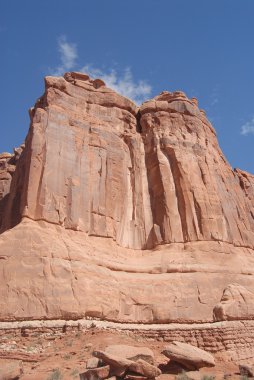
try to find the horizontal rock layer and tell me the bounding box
[0,72,253,328]
[0,319,253,363]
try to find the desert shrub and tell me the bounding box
[202,376,216,380]
[70,368,79,378]
[175,371,191,380]
[47,368,63,380]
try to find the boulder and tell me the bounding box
[79,365,110,380]
[93,350,161,378]
[0,359,23,380]
[86,357,100,369]
[129,359,161,378]
[239,364,254,377]
[105,345,154,364]
[93,351,132,376]
[162,341,215,370]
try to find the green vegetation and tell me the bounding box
[70,368,79,378]
[175,372,216,380]
[66,339,73,347]
[175,372,191,380]
[47,368,63,380]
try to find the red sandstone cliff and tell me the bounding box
[0,72,253,325]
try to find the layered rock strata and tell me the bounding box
[0,72,253,330]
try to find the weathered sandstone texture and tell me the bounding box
[0,146,24,231]
[162,341,215,370]
[0,72,254,339]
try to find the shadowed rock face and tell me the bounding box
[0,72,254,324]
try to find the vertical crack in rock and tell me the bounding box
[142,134,169,244]
[161,147,189,242]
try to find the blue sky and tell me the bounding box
[1,0,253,173]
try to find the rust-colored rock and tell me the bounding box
[129,359,161,378]
[86,357,100,369]
[0,71,254,343]
[0,144,25,231]
[162,341,215,370]
[0,359,23,380]
[213,284,254,321]
[79,365,110,380]
[105,345,154,365]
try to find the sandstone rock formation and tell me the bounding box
[213,283,254,321]
[93,349,161,379]
[80,364,110,380]
[105,345,154,365]
[0,146,24,231]
[162,341,215,370]
[0,71,254,332]
[239,364,254,378]
[0,358,23,380]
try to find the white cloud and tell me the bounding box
[211,97,218,106]
[241,117,254,135]
[80,65,151,104]
[210,85,219,107]
[50,36,77,75]
[50,36,152,103]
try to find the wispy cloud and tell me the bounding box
[81,64,151,104]
[50,36,77,76]
[49,36,152,104]
[241,117,254,136]
[210,85,219,107]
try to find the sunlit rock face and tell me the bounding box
[2,73,254,250]
[0,72,254,326]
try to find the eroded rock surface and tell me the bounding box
[2,73,254,250]
[105,345,154,365]
[0,72,254,328]
[213,284,254,321]
[162,341,215,370]
[0,146,24,230]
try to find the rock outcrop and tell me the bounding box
[0,72,254,331]
[0,146,24,231]
[93,349,161,379]
[162,341,215,370]
[213,283,254,321]
[105,345,154,365]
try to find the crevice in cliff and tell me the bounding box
[123,136,136,221]
[143,141,168,243]
[192,192,203,236]
[161,147,189,242]
[0,149,26,233]
[0,194,9,232]
[136,109,142,133]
